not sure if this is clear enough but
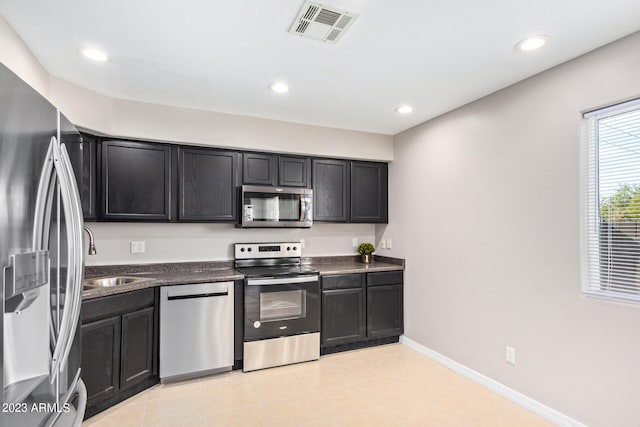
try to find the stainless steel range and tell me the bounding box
[234,242,320,372]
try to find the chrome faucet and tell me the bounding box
[83,226,97,255]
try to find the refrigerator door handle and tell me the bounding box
[32,140,58,350]
[49,139,85,382]
[32,141,55,251]
[59,143,85,369]
[71,379,88,427]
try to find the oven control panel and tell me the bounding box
[234,242,302,259]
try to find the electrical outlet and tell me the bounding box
[352,238,358,248]
[300,239,306,248]
[380,239,386,249]
[505,346,516,364]
[130,241,146,254]
[386,238,392,249]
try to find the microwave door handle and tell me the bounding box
[300,196,306,221]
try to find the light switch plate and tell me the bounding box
[131,241,146,254]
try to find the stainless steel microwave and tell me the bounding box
[239,185,312,228]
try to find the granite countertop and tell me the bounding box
[82,255,404,300]
[82,261,242,300]
[305,255,404,275]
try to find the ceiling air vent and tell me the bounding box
[288,1,359,44]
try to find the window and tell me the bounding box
[584,99,640,302]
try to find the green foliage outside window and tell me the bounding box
[600,184,640,223]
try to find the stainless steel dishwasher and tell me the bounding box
[159,281,234,382]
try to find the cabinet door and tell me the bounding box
[322,287,366,346]
[81,316,121,408]
[243,153,276,186]
[350,162,388,223]
[179,147,239,221]
[120,307,155,390]
[101,140,172,220]
[367,284,403,338]
[312,159,349,222]
[278,156,310,187]
[79,134,98,220]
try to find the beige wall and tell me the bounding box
[385,32,640,427]
[0,16,48,96]
[0,16,386,266]
[0,17,394,161]
[83,222,374,266]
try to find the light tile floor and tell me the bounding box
[83,344,553,427]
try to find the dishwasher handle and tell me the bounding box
[167,291,229,301]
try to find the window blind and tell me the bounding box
[584,99,640,302]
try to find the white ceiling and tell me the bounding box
[2,0,640,135]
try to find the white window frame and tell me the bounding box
[582,97,640,303]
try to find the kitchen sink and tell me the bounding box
[83,276,145,289]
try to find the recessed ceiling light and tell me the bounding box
[268,82,289,93]
[82,48,109,62]
[515,35,551,52]
[396,105,413,114]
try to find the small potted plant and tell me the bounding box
[358,242,375,264]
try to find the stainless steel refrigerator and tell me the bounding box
[1,63,87,426]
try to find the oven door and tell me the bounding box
[244,275,320,341]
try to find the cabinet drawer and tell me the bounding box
[82,288,155,323]
[322,274,364,290]
[367,271,403,287]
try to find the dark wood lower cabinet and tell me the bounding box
[120,307,155,390]
[81,288,158,419]
[81,317,121,406]
[367,284,403,338]
[321,271,403,353]
[322,287,366,346]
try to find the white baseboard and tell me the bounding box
[400,336,586,427]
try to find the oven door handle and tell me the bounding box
[246,275,319,286]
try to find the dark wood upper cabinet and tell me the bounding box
[350,161,388,223]
[278,155,310,187]
[178,147,240,221]
[81,134,388,224]
[101,140,172,221]
[243,152,277,186]
[312,159,349,222]
[79,133,98,221]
